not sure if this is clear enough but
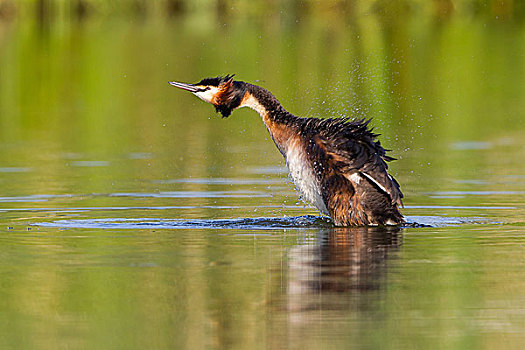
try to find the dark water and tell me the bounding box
[1,5,525,349]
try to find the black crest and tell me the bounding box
[195,74,235,87]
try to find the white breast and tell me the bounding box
[285,145,329,215]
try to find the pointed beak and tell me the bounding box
[168,81,199,93]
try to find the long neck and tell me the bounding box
[239,83,299,154]
[241,83,290,120]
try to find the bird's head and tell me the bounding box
[169,74,246,118]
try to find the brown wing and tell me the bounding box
[301,117,403,207]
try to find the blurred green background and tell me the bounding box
[1,0,524,197]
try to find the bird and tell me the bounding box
[169,75,404,226]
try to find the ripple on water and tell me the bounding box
[70,161,111,167]
[247,166,287,175]
[431,191,525,196]
[450,141,492,150]
[31,215,492,230]
[33,215,334,230]
[153,178,285,185]
[0,167,32,173]
[0,194,75,203]
[109,191,271,198]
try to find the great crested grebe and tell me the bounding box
[169,75,404,226]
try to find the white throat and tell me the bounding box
[239,93,268,117]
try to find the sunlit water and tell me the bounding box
[1,7,525,350]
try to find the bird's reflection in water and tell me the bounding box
[283,226,403,321]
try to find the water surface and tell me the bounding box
[1,5,525,349]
